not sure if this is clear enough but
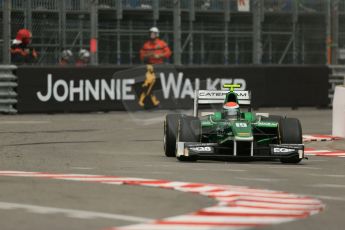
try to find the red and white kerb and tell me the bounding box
[303,134,343,142]
[0,171,324,230]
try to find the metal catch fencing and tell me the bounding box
[0,65,18,114]
[0,0,339,66]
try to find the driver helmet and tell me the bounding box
[223,102,240,119]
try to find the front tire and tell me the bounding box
[279,118,303,164]
[177,116,201,162]
[164,114,181,157]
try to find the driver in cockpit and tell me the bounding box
[222,102,240,120]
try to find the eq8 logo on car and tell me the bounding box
[36,72,247,103]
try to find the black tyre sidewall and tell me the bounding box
[177,116,201,162]
[279,118,303,163]
[179,116,201,143]
[164,114,181,157]
[279,118,302,144]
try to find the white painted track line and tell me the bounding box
[0,202,151,222]
[308,184,345,189]
[0,121,50,124]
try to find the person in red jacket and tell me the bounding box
[10,29,38,65]
[140,27,172,64]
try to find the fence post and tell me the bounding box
[173,0,181,65]
[2,0,11,64]
[253,0,263,64]
[90,0,99,65]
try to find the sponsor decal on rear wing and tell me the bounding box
[193,90,251,116]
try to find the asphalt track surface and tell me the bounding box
[0,108,344,230]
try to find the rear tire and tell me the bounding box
[164,114,181,157]
[279,118,303,164]
[177,116,201,162]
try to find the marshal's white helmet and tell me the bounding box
[149,27,159,37]
[61,49,73,60]
[78,49,90,60]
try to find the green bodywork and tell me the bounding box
[199,87,279,147]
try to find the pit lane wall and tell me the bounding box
[16,65,329,113]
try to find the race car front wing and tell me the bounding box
[176,142,304,160]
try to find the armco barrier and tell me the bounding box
[0,65,18,114]
[16,65,330,113]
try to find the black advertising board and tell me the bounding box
[16,65,330,113]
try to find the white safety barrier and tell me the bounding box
[332,86,345,137]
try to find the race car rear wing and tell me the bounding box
[193,89,251,117]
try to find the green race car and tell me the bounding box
[164,84,304,163]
